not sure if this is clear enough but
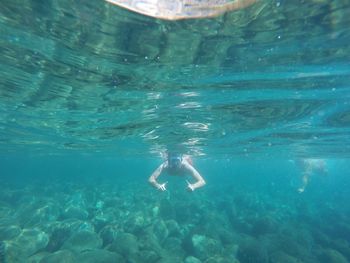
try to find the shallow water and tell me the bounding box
[1,0,350,263]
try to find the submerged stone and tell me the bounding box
[191,234,222,260]
[45,220,94,252]
[62,206,88,220]
[319,249,348,263]
[62,230,102,253]
[159,199,175,220]
[138,250,161,263]
[270,251,302,263]
[153,220,169,244]
[28,251,50,263]
[107,232,139,256]
[0,225,21,240]
[184,256,202,263]
[251,216,278,236]
[163,237,185,258]
[124,213,148,234]
[0,241,6,263]
[237,237,268,263]
[165,220,181,238]
[39,249,77,263]
[25,202,61,228]
[99,225,119,247]
[77,249,124,263]
[10,228,49,257]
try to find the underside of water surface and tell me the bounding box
[1,0,350,263]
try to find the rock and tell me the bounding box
[330,239,350,260]
[39,250,77,263]
[138,250,161,263]
[217,229,236,245]
[92,216,109,233]
[184,256,202,263]
[175,204,192,223]
[270,251,302,263]
[10,228,49,257]
[153,220,169,244]
[251,216,278,237]
[319,249,348,263]
[138,231,164,256]
[237,237,268,263]
[62,206,88,220]
[62,230,102,253]
[107,232,139,257]
[159,199,175,220]
[99,225,119,247]
[46,220,94,252]
[191,234,222,260]
[24,202,61,227]
[204,257,239,263]
[165,220,181,238]
[28,252,50,263]
[77,249,124,263]
[152,206,159,218]
[222,244,239,259]
[163,237,185,258]
[0,241,6,263]
[124,213,147,234]
[0,225,21,240]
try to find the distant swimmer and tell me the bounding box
[297,158,328,193]
[148,152,206,192]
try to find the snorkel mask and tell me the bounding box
[167,153,182,169]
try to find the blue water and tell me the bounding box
[1,0,350,262]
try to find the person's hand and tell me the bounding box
[157,182,167,191]
[186,180,195,192]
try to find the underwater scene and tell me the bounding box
[1,0,350,262]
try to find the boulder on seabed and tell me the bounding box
[107,232,139,257]
[99,225,119,247]
[163,237,185,258]
[270,251,302,263]
[45,219,94,252]
[39,250,77,263]
[62,230,102,253]
[237,237,269,263]
[204,256,239,263]
[62,206,88,220]
[319,249,348,263]
[138,249,161,263]
[191,234,222,260]
[77,249,125,263]
[184,256,202,263]
[165,220,182,238]
[153,219,169,244]
[9,228,49,257]
[24,202,61,227]
[0,225,21,240]
[28,251,50,263]
[124,213,147,234]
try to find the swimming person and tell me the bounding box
[148,153,206,192]
[298,158,328,193]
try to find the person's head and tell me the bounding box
[167,152,183,170]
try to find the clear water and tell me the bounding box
[1,1,350,263]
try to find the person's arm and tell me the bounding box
[148,162,167,191]
[183,160,206,191]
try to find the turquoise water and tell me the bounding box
[1,0,350,262]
